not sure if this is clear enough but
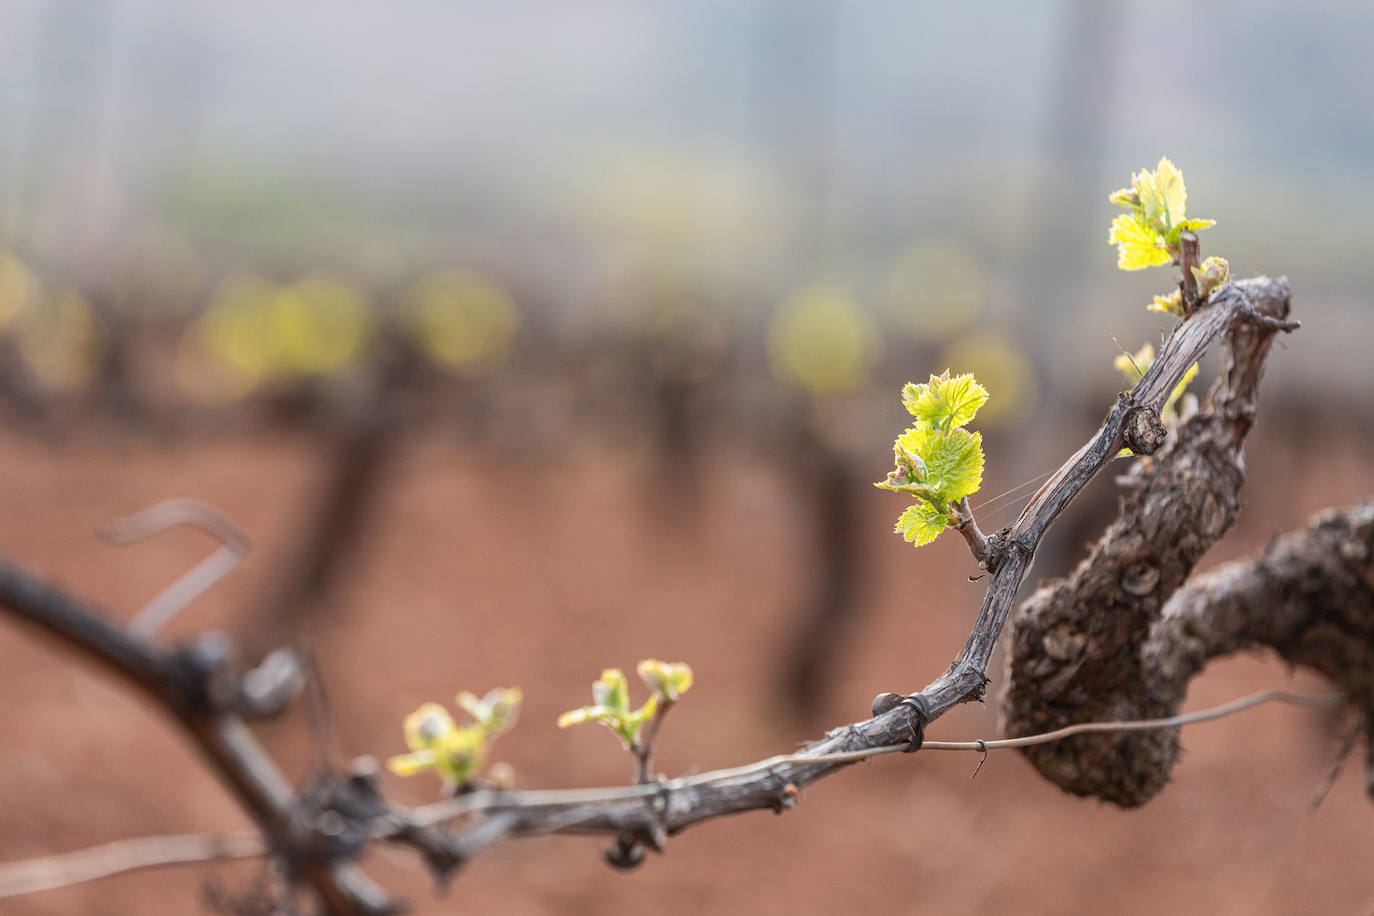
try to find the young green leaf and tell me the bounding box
[591,669,631,714]
[557,703,631,735]
[895,502,949,547]
[903,371,989,432]
[1176,217,1216,234]
[1108,186,1140,209]
[1148,289,1184,316]
[896,427,985,505]
[1108,213,1172,270]
[386,749,438,777]
[1136,156,1187,231]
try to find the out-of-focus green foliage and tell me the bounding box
[193,274,372,392]
[0,252,102,391]
[877,371,988,547]
[939,335,1036,427]
[767,286,878,396]
[886,241,985,340]
[0,252,36,330]
[267,276,371,374]
[401,270,520,375]
[16,287,101,391]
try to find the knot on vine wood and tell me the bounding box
[982,532,1007,575]
[170,633,310,721]
[170,632,237,715]
[604,834,646,870]
[870,692,930,752]
[296,768,392,866]
[1122,405,1167,456]
[602,809,667,871]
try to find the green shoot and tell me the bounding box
[1108,158,1229,318]
[558,660,693,751]
[387,687,522,789]
[1108,157,1215,271]
[877,371,988,547]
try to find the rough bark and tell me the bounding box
[1146,502,1374,793]
[1001,276,1373,806]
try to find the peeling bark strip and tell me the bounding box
[0,276,1319,911]
[1000,276,1329,807]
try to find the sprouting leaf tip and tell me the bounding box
[638,659,694,702]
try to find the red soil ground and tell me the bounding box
[0,421,1371,915]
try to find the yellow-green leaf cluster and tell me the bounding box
[387,687,522,788]
[558,661,693,749]
[1108,157,1214,272]
[877,371,987,548]
[902,371,989,432]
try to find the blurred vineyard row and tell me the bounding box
[0,243,1042,450]
[0,250,516,401]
